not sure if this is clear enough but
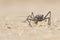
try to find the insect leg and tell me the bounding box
[27,20,32,27]
[24,15,31,22]
[44,11,51,25]
[44,11,51,18]
[48,16,51,25]
[31,12,34,18]
[44,17,51,25]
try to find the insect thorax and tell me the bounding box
[33,15,44,21]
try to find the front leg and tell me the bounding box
[24,12,34,22]
[24,15,32,27]
[24,15,30,22]
[27,20,32,27]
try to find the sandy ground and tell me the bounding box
[0,0,60,40]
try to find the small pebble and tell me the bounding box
[7,27,11,29]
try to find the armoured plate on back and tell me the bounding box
[34,15,44,21]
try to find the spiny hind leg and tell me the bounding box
[48,17,51,25]
[45,17,51,25]
[44,11,51,25]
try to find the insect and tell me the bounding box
[24,11,51,27]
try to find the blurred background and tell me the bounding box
[0,0,60,21]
